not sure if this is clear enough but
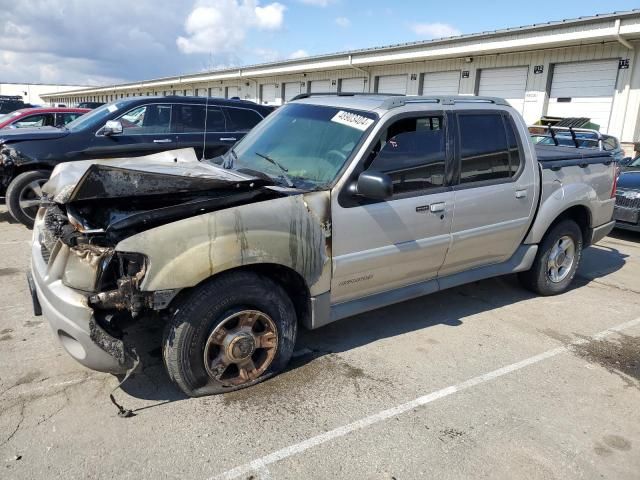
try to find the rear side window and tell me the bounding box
[13,113,54,128]
[369,115,446,194]
[458,114,510,184]
[120,104,171,134]
[224,107,262,131]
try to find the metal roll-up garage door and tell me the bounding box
[310,80,331,93]
[210,87,224,98]
[284,82,301,102]
[261,84,277,104]
[377,75,407,94]
[547,59,619,132]
[226,86,239,98]
[341,77,366,93]
[421,71,460,96]
[478,66,528,113]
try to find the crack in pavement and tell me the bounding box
[0,402,25,448]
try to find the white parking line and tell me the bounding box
[209,316,640,480]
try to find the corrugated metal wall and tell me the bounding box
[46,39,640,143]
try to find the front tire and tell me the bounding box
[518,219,583,296]
[6,170,50,228]
[162,271,297,397]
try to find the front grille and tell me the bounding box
[615,189,640,209]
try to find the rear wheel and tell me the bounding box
[6,170,50,228]
[162,271,297,397]
[518,219,583,296]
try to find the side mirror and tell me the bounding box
[103,120,123,136]
[356,170,393,200]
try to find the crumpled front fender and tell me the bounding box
[115,191,332,296]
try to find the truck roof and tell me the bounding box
[292,93,512,113]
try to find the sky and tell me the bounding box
[0,0,638,86]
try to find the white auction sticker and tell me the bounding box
[107,104,119,113]
[331,110,374,131]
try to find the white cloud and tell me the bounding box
[255,2,286,29]
[177,0,285,55]
[0,1,196,85]
[335,17,351,28]
[411,22,461,39]
[288,49,309,60]
[297,0,333,6]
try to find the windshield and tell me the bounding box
[220,103,376,188]
[65,101,125,132]
[630,157,640,167]
[0,111,23,123]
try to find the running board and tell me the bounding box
[306,244,538,329]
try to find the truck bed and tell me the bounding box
[535,144,613,167]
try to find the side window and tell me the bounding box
[224,107,262,131]
[368,115,446,194]
[13,113,54,128]
[174,105,206,133]
[206,107,226,132]
[119,104,171,134]
[57,112,83,127]
[458,114,510,184]
[504,118,522,176]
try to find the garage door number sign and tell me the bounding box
[332,110,374,131]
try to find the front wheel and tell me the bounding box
[518,219,583,296]
[6,170,50,228]
[162,271,297,397]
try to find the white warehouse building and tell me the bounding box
[42,10,640,149]
[1,82,89,106]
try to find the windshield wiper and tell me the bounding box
[254,152,295,188]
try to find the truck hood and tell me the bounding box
[38,148,285,246]
[43,148,257,204]
[0,126,69,143]
[618,169,640,190]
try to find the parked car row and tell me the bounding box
[24,93,622,398]
[0,107,89,130]
[0,96,273,226]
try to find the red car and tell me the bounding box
[0,107,90,130]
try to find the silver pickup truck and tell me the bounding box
[29,94,617,397]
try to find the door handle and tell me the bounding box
[153,139,173,143]
[220,137,237,141]
[429,202,446,213]
[515,189,528,199]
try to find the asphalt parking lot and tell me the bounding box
[1,203,639,480]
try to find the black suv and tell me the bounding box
[0,96,273,226]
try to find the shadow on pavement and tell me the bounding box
[115,240,630,407]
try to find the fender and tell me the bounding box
[524,181,594,244]
[115,191,332,297]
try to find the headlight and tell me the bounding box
[62,245,114,292]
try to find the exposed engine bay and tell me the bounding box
[38,153,285,326]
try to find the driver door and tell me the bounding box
[87,103,176,157]
[331,112,454,304]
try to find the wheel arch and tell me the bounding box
[169,263,312,328]
[525,200,593,246]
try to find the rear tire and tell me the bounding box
[518,219,583,296]
[162,271,297,397]
[6,170,50,228]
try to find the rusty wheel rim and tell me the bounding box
[203,310,278,386]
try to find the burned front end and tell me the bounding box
[30,159,283,373]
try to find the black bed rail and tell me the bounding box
[529,125,604,150]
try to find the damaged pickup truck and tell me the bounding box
[29,95,617,397]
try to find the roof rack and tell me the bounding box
[290,92,402,101]
[528,125,604,150]
[380,95,512,109]
[290,92,512,109]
